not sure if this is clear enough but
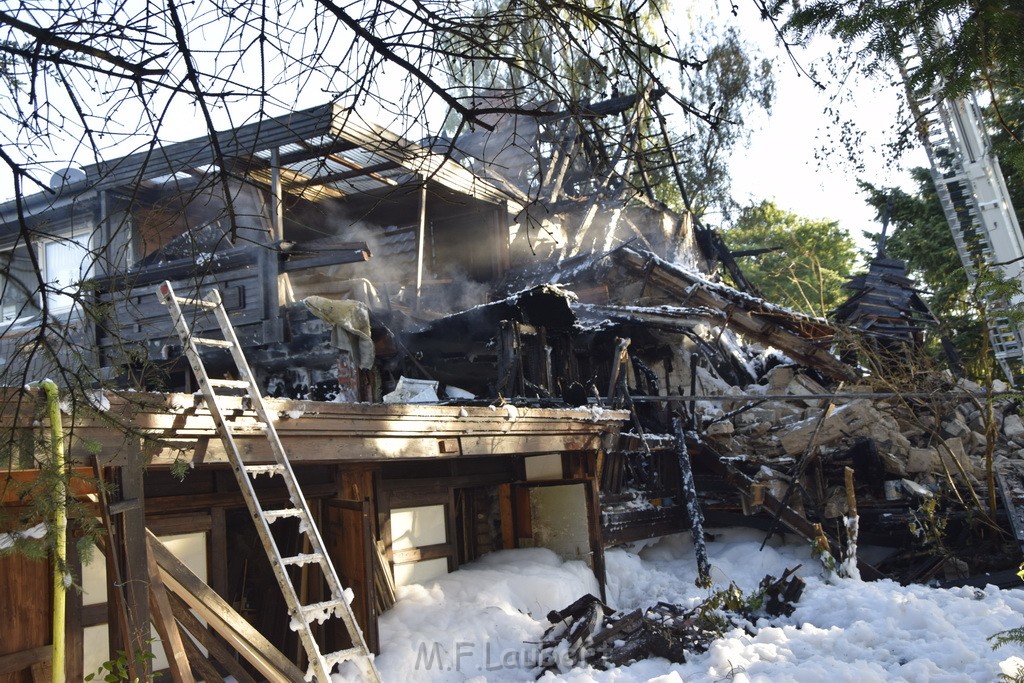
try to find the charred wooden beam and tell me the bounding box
[700,446,884,580]
[674,419,711,587]
[613,247,858,382]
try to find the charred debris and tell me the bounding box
[538,570,804,672]
[387,240,1024,587]
[89,94,1024,587]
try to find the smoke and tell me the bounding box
[288,200,492,314]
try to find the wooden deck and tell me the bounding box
[0,390,628,468]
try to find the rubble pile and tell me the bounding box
[689,364,1024,582]
[537,570,804,673]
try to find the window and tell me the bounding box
[0,228,93,324]
[0,245,38,323]
[43,233,91,315]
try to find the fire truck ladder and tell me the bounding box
[157,280,381,683]
[900,34,1024,384]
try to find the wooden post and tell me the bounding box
[844,467,858,516]
[673,418,711,588]
[269,147,284,242]
[167,593,258,683]
[64,524,84,682]
[415,174,427,308]
[498,484,515,550]
[362,497,379,654]
[209,506,228,598]
[117,455,153,680]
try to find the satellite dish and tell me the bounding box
[49,167,87,191]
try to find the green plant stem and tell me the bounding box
[37,380,66,683]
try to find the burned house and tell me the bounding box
[0,103,642,681]
[2,97,1024,682]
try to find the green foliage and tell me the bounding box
[0,393,108,566]
[664,26,775,219]
[989,563,1024,682]
[721,200,857,316]
[990,625,1024,682]
[169,452,190,482]
[84,647,159,683]
[778,0,1024,100]
[776,0,1024,179]
[860,170,982,370]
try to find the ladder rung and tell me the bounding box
[282,552,324,567]
[322,647,365,668]
[244,465,285,477]
[263,507,305,522]
[174,295,217,309]
[193,336,234,349]
[299,598,350,624]
[207,378,251,389]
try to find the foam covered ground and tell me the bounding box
[335,529,1024,682]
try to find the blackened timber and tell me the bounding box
[613,247,857,382]
[674,419,711,586]
[701,446,884,580]
[92,248,259,293]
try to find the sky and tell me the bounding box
[724,5,930,253]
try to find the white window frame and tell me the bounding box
[0,242,38,324]
[41,230,93,317]
[0,225,94,325]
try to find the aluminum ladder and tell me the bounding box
[899,32,1024,384]
[157,280,381,683]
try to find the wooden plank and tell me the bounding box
[498,484,515,550]
[613,248,856,382]
[147,514,213,537]
[361,498,380,654]
[145,539,195,683]
[143,482,339,515]
[209,507,229,598]
[65,527,84,682]
[146,531,304,683]
[373,540,396,613]
[81,603,107,628]
[177,634,224,683]
[29,661,50,683]
[391,543,455,564]
[0,467,97,504]
[167,592,257,683]
[117,456,153,679]
[0,647,50,676]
